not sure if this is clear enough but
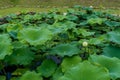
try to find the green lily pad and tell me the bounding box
[87,18,103,26]
[105,21,120,27]
[54,15,66,21]
[0,34,13,60]
[4,47,35,65]
[0,76,6,80]
[18,27,53,46]
[52,67,63,80]
[103,46,120,59]
[37,59,57,78]
[20,71,42,80]
[59,61,110,80]
[89,55,120,80]
[61,56,81,72]
[74,28,95,37]
[50,43,80,57]
[108,31,120,44]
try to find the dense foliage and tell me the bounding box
[0,5,120,80]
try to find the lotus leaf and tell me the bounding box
[18,28,53,46]
[37,59,57,77]
[20,71,42,80]
[0,34,13,59]
[61,56,81,72]
[4,47,35,65]
[59,61,110,80]
[103,46,120,59]
[108,31,120,44]
[50,43,80,57]
[89,55,120,80]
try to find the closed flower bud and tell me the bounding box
[82,41,88,47]
[90,6,93,8]
[63,13,67,16]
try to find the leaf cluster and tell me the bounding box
[0,5,120,80]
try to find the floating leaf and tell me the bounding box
[24,14,33,21]
[12,41,28,49]
[37,59,57,78]
[87,18,103,26]
[59,61,110,80]
[12,68,29,76]
[64,21,76,29]
[88,38,101,45]
[58,76,71,80]
[20,71,42,80]
[11,77,20,80]
[105,21,120,27]
[103,46,120,59]
[50,43,80,57]
[89,55,120,80]
[66,15,78,21]
[67,9,75,14]
[8,31,17,39]
[0,34,13,60]
[108,31,120,44]
[33,13,42,20]
[79,36,105,45]
[4,47,35,65]
[18,28,53,46]
[52,67,63,80]
[54,15,66,21]
[73,5,82,9]
[0,76,6,80]
[74,28,95,37]
[7,23,23,32]
[49,21,76,34]
[61,56,81,72]
[79,21,88,26]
